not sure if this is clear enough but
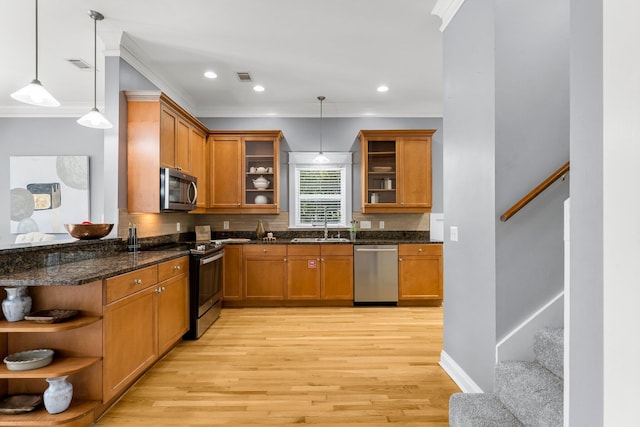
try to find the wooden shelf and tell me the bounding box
[0,316,101,333]
[0,399,98,427]
[0,357,101,379]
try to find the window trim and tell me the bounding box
[288,152,353,229]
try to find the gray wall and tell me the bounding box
[0,119,104,245]
[442,0,569,392]
[442,0,498,391]
[200,117,443,214]
[494,0,570,338]
[569,0,603,424]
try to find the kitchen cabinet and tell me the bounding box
[207,130,283,214]
[243,245,287,300]
[103,257,188,402]
[223,245,243,301]
[125,90,209,213]
[287,245,321,299]
[320,244,354,300]
[190,127,208,209]
[359,130,435,213]
[156,257,189,355]
[398,244,443,303]
[286,244,354,301]
[0,281,102,427]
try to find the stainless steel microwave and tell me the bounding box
[160,168,198,211]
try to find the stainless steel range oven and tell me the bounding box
[184,244,224,339]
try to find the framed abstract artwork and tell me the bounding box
[9,156,90,234]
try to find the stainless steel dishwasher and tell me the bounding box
[354,245,398,305]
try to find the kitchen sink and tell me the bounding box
[290,237,351,243]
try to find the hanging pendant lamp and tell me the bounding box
[77,10,112,129]
[313,96,330,164]
[10,0,60,107]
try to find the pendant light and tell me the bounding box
[77,10,112,129]
[313,96,330,164]
[10,0,60,107]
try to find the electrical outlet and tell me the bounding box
[223,221,230,230]
[450,226,458,242]
[176,222,181,232]
[379,220,385,229]
[360,221,371,229]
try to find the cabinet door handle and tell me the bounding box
[399,258,403,262]
[133,279,142,285]
[263,249,267,253]
[284,258,287,262]
[173,265,181,271]
[418,248,423,253]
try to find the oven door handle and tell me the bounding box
[200,250,225,265]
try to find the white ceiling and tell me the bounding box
[1,0,443,118]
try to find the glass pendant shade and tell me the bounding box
[77,107,112,129]
[313,153,330,164]
[78,10,112,129]
[11,79,60,107]
[12,0,60,107]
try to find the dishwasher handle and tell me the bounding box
[355,248,398,252]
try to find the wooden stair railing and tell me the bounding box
[500,161,570,222]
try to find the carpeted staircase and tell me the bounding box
[449,327,563,427]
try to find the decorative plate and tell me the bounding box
[3,349,54,371]
[24,309,79,324]
[0,394,43,414]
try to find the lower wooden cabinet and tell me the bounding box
[157,273,189,355]
[223,245,243,300]
[103,256,188,403]
[103,286,156,402]
[243,245,287,300]
[287,245,321,299]
[398,244,443,302]
[320,244,354,300]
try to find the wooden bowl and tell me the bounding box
[64,223,113,240]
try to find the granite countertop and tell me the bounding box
[0,250,189,287]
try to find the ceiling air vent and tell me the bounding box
[66,59,92,70]
[236,72,252,82]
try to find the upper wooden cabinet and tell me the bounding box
[359,130,436,213]
[125,91,208,213]
[206,130,282,214]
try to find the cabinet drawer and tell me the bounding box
[158,256,189,282]
[321,244,353,256]
[287,245,320,256]
[398,244,442,256]
[243,245,286,257]
[105,266,158,304]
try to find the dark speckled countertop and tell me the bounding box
[0,231,441,287]
[0,250,189,287]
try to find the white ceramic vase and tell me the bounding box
[2,287,32,322]
[44,376,73,414]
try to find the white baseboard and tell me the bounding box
[495,291,564,363]
[439,350,484,393]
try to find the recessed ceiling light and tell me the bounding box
[204,71,217,79]
[377,85,389,93]
[253,85,265,92]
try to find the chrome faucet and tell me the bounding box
[323,207,329,239]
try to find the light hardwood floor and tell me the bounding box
[95,306,459,426]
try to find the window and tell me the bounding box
[289,152,352,228]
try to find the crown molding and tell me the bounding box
[118,34,196,115]
[432,0,466,31]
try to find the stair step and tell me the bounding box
[495,360,563,427]
[534,327,564,379]
[449,392,524,427]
